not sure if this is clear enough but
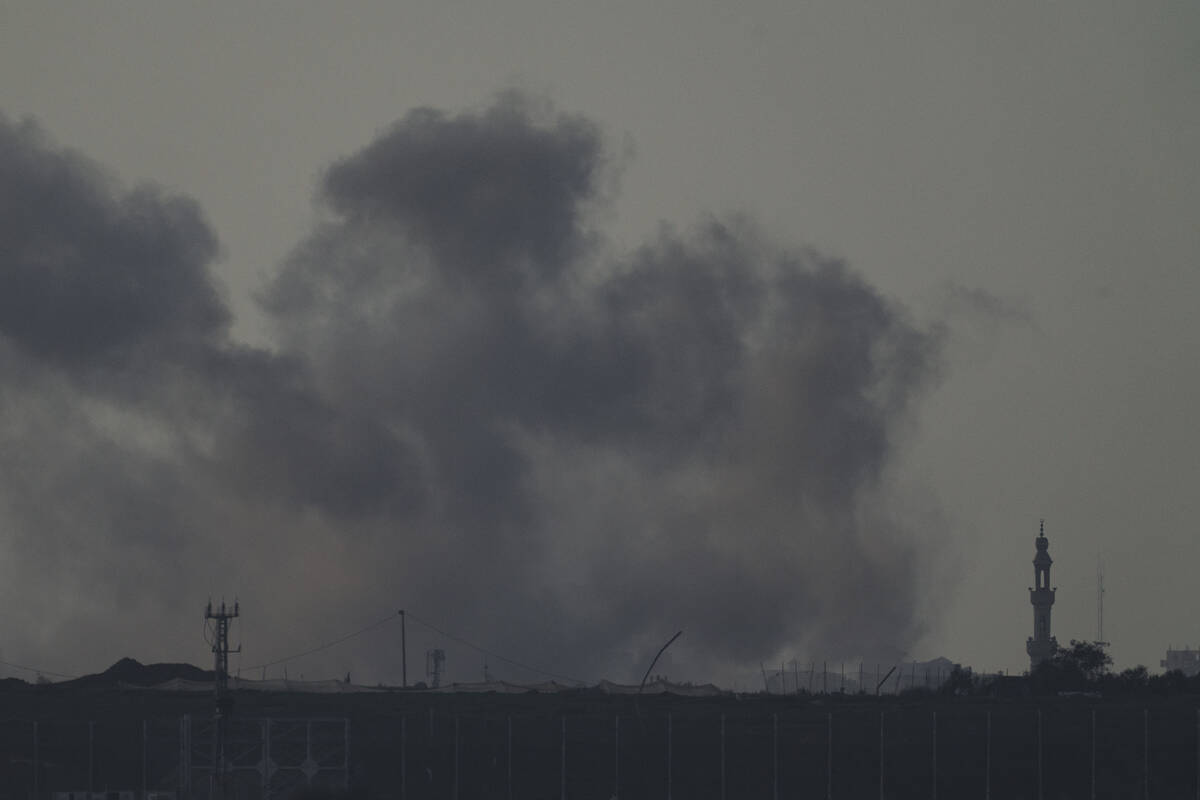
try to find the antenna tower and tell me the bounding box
[205,599,240,799]
[1096,556,1108,646]
[426,648,445,688]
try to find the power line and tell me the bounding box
[0,657,76,680]
[244,611,400,671]
[404,610,591,687]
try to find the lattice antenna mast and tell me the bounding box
[205,598,241,799]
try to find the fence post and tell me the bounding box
[720,713,726,800]
[263,717,272,790]
[931,711,937,800]
[1037,708,1043,800]
[180,714,190,794]
[1091,708,1096,800]
[827,711,833,800]
[667,712,673,800]
[773,713,779,800]
[32,720,38,799]
[879,711,885,800]
[613,715,619,800]
[985,710,991,800]
[1144,708,1149,800]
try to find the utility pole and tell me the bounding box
[400,609,407,688]
[206,599,240,800]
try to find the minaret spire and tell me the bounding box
[1026,521,1058,669]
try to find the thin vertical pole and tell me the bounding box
[262,718,271,790]
[931,711,937,800]
[400,609,407,688]
[561,716,567,800]
[142,719,148,797]
[180,714,189,794]
[613,715,619,800]
[32,721,38,799]
[1037,708,1043,800]
[879,711,885,800]
[1145,708,1150,800]
[720,714,726,800]
[827,711,833,800]
[667,712,673,800]
[454,714,460,800]
[824,662,828,694]
[402,715,407,800]
[1091,708,1096,800]
[304,719,315,800]
[89,720,95,792]
[773,713,779,800]
[985,710,991,800]
[507,716,513,800]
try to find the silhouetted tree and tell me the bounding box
[1031,640,1111,693]
[1148,668,1191,695]
[939,665,977,696]
[1104,665,1150,694]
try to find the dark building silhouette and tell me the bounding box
[1027,520,1058,669]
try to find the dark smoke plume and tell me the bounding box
[0,96,941,685]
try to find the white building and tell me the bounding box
[1161,648,1200,677]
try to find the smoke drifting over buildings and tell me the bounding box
[0,94,943,684]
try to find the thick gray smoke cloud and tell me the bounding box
[0,96,941,685]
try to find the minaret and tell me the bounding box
[1026,520,1058,669]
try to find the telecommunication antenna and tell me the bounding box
[426,648,445,688]
[205,599,240,799]
[1096,555,1108,646]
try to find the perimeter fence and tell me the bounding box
[0,703,1197,799]
[0,715,348,800]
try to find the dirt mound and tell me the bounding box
[60,657,213,688]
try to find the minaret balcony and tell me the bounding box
[1029,587,1056,604]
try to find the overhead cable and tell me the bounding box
[243,611,400,671]
[0,657,77,680]
[404,610,591,687]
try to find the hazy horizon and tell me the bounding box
[1,1,1197,688]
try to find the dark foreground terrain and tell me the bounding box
[1,662,1198,799]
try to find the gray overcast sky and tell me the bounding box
[0,1,1197,686]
